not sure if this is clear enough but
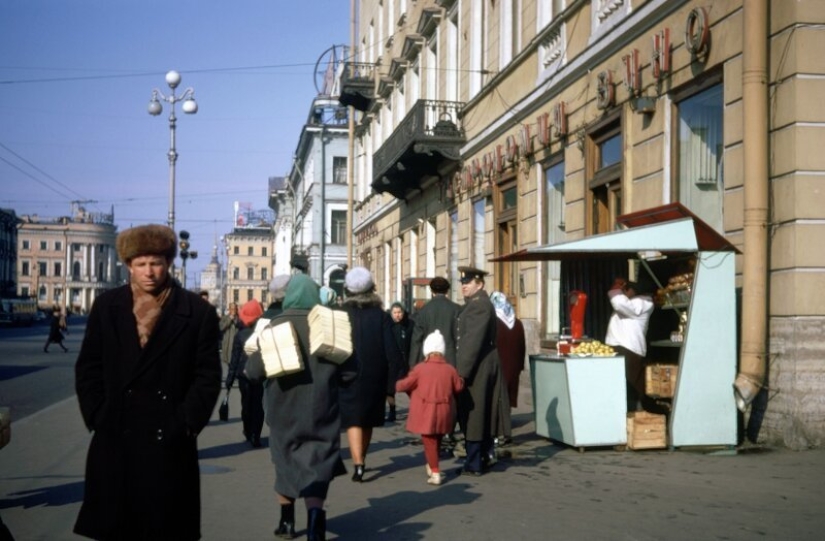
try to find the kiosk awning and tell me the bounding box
[492,203,740,262]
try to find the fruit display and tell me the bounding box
[654,261,696,306]
[570,340,615,356]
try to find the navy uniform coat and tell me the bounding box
[74,284,221,541]
[455,289,500,442]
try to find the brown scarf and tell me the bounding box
[131,279,173,348]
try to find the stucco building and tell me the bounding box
[343,0,825,448]
[16,207,119,314]
[0,209,19,298]
[224,215,275,308]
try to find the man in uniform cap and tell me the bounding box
[454,266,501,476]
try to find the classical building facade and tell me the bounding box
[16,208,119,314]
[343,0,825,448]
[273,94,350,296]
[197,243,224,313]
[224,221,275,308]
[0,209,18,298]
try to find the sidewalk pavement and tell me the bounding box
[2,371,825,540]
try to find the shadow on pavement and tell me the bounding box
[328,485,481,540]
[199,437,270,460]
[0,365,47,382]
[0,479,84,509]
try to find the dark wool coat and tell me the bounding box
[408,295,461,368]
[455,289,501,442]
[388,315,414,392]
[74,284,221,541]
[245,309,356,499]
[496,318,526,408]
[339,294,402,428]
[396,354,463,435]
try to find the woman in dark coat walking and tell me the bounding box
[339,267,402,482]
[225,299,266,447]
[246,274,356,540]
[74,224,221,541]
[43,308,68,352]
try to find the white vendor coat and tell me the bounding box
[604,290,654,357]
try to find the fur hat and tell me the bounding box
[430,276,450,294]
[423,330,446,357]
[116,224,177,263]
[239,300,263,327]
[345,266,374,294]
[269,274,292,302]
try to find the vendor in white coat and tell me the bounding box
[605,278,654,411]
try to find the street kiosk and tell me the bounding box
[513,204,739,449]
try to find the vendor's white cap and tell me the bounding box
[423,330,446,357]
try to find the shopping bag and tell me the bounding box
[218,394,229,422]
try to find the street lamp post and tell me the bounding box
[147,70,198,235]
[178,230,198,289]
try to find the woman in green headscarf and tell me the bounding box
[246,274,355,541]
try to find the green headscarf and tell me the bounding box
[282,274,320,310]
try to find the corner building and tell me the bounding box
[344,0,825,448]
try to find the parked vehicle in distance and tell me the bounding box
[0,298,38,326]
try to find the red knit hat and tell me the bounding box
[239,300,263,326]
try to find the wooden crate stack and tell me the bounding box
[626,411,667,450]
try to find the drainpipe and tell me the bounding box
[734,0,769,411]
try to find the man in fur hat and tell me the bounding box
[74,224,221,541]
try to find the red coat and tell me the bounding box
[396,354,464,435]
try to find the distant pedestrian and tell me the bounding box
[43,308,68,353]
[319,285,338,307]
[74,224,221,540]
[264,274,292,319]
[339,266,402,482]
[490,291,526,446]
[245,274,356,541]
[386,301,413,423]
[219,303,240,365]
[225,299,266,448]
[396,330,464,486]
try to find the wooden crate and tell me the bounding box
[645,364,679,398]
[626,411,667,450]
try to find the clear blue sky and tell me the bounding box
[0,0,350,283]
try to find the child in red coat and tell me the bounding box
[396,330,464,485]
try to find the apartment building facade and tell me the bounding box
[224,222,275,308]
[16,208,119,314]
[343,0,825,448]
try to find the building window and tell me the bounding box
[21,286,29,297]
[233,246,240,255]
[21,261,30,276]
[543,157,565,337]
[587,123,623,235]
[247,267,254,280]
[262,247,268,257]
[53,287,62,303]
[333,156,348,184]
[40,241,47,250]
[38,261,47,277]
[262,291,269,305]
[233,289,239,303]
[247,247,254,256]
[55,241,63,251]
[496,182,518,307]
[247,289,254,302]
[472,198,486,269]
[54,262,62,277]
[261,267,268,281]
[73,243,81,252]
[73,261,81,279]
[449,210,459,302]
[38,285,47,302]
[331,210,347,245]
[22,240,30,250]
[233,267,240,280]
[677,84,724,232]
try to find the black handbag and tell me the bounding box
[218,394,229,421]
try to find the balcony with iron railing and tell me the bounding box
[371,99,465,200]
[339,62,377,112]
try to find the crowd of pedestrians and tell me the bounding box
[68,227,526,541]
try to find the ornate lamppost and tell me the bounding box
[178,230,198,289]
[147,70,198,235]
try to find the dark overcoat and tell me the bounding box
[496,318,526,408]
[74,284,221,541]
[246,308,356,499]
[455,289,500,442]
[339,294,402,428]
[408,295,461,368]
